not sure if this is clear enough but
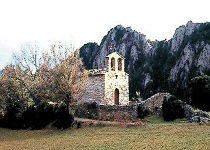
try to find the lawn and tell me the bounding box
[1,116,210,150]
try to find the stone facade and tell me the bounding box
[78,52,129,105]
[104,52,129,105]
[98,105,138,122]
[73,104,139,122]
[78,73,105,104]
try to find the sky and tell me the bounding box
[0,0,210,70]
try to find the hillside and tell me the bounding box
[79,21,210,101]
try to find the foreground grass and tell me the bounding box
[1,117,210,150]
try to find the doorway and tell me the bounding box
[114,88,119,105]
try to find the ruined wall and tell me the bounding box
[78,74,105,104]
[98,105,138,122]
[141,93,171,114]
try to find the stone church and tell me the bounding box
[78,51,129,105]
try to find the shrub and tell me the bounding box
[75,102,99,119]
[19,106,37,129]
[162,96,185,121]
[32,101,57,129]
[190,75,210,111]
[53,103,74,129]
[137,104,149,119]
[0,101,74,130]
[0,100,25,129]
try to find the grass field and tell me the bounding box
[1,116,210,150]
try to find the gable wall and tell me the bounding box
[78,74,105,104]
[104,71,129,105]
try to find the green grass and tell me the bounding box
[1,117,210,150]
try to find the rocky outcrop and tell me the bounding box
[79,42,99,69]
[91,25,151,72]
[80,21,210,100]
[171,21,198,52]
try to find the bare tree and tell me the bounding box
[10,42,87,107]
[45,42,88,106]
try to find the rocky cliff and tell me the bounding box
[79,21,210,101]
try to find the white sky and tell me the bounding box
[0,0,210,70]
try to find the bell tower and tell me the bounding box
[104,51,129,105]
[106,52,125,73]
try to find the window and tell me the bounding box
[111,57,115,71]
[106,57,109,71]
[118,58,122,71]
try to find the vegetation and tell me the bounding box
[0,101,74,129]
[137,104,149,119]
[190,74,210,111]
[74,102,99,119]
[0,42,87,129]
[114,27,125,44]
[1,120,210,149]
[79,42,99,69]
[190,22,210,44]
[162,96,185,121]
[150,40,172,93]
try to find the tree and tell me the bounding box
[0,41,86,129]
[190,75,210,111]
[11,42,87,106]
[12,43,43,105]
[0,65,25,128]
[41,42,88,107]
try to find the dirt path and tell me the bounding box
[74,117,144,127]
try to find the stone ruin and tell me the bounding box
[140,93,171,115]
[140,93,210,123]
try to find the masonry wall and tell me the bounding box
[78,74,105,104]
[141,93,171,114]
[98,105,138,122]
[104,71,129,105]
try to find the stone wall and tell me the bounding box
[98,105,138,122]
[104,71,129,105]
[141,93,171,114]
[78,74,105,104]
[103,52,129,105]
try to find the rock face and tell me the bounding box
[171,21,198,52]
[79,21,210,100]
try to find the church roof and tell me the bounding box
[106,51,125,59]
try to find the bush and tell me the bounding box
[53,103,74,129]
[137,104,149,119]
[0,101,74,130]
[162,96,185,121]
[19,106,37,129]
[190,75,210,111]
[32,102,57,130]
[75,102,99,119]
[0,100,25,129]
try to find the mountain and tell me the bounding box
[79,21,210,101]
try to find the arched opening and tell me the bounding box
[106,57,109,71]
[111,57,115,71]
[118,58,122,71]
[114,88,119,105]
